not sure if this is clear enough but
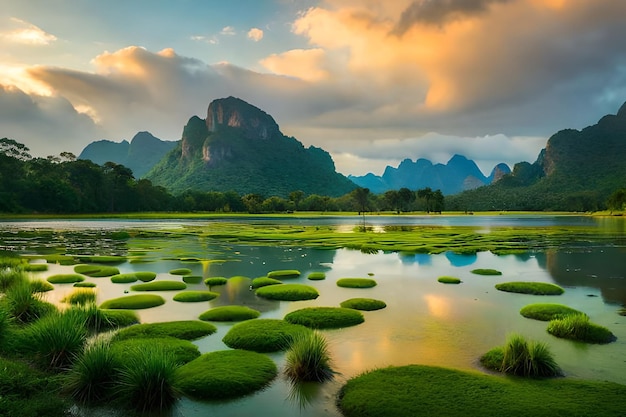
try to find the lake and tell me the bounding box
[1,214,625,417]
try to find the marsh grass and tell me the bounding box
[204,277,228,286]
[255,283,319,301]
[437,276,461,284]
[496,281,564,295]
[173,290,219,302]
[30,279,54,292]
[99,294,165,310]
[340,298,386,311]
[169,268,192,276]
[470,268,502,276]
[494,334,561,377]
[3,278,55,323]
[336,278,377,288]
[0,268,24,291]
[47,274,85,284]
[64,338,117,403]
[251,277,283,289]
[111,337,200,365]
[222,319,311,352]
[267,270,301,279]
[77,255,126,264]
[74,264,120,277]
[307,272,326,280]
[73,281,96,288]
[182,275,203,284]
[284,331,334,383]
[23,263,48,272]
[199,305,260,322]
[114,320,216,341]
[547,314,615,344]
[62,288,97,306]
[110,273,138,284]
[520,303,584,321]
[130,280,187,291]
[285,307,364,329]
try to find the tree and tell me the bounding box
[383,190,400,213]
[0,138,31,161]
[352,187,370,214]
[242,193,264,213]
[398,187,415,212]
[417,187,434,212]
[289,190,305,211]
[607,188,626,212]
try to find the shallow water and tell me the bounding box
[2,216,625,417]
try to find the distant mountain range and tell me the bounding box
[349,155,510,195]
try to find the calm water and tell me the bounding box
[1,216,625,417]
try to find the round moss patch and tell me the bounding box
[340,298,387,311]
[176,350,277,400]
[110,337,200,365]
[47,274,85,284]
[169,268,192,276]
[114,320,217,341]
[204,277,228,286]
[135,271,157,282]
[471,268,502,276]
[496,282,564,295]
[520,303,585,321]
[222,319,310,352]
[173,291,219,302]
[78,255,126,264]
[307,272,326,280]
[100,294,165,310]
[285,307,365,329]
[74,264,120,277]
[110,273,139,284]
[199,306,261,322]
[267,269,301,279]
[23,263,48,272]
[251,277,283,289]
[182,275,203,284]
[437,276,462,284]
[73,281,96,288]
[255,283,319,301]
[337,278,377,288]
[130,281,187,291]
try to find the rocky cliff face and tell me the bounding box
[206,96,279,140]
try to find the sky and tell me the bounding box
[1,0,625,177]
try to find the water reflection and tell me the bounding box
[445,251,477,267]
[286,381,324,410]
[208,276,279,313]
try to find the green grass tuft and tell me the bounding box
[340,298,387,311]
[471,268,502,275]
[114,320,216,341]
[73,281,96,288]
[547,314,615,344]
[222,319,311,352]
[173,290,219,302]
[496,281,564,295]
[99,294,165,310]
[255,283,319,301]
[30,279,54,292]
[437,276,462,284]
[204,276,228,286]
[130,280,187,291]
[267,269,301,279]
[285,307,364,329]
[251,277,283,289]
[337,278,377,288]
[23,263,48,272]
[62,288,97,305]
[199,305,260,322]
[111,337,200,365]
[284,331,334,383]
[3,278,56,323]
[481,333,561,377]
[64,338,117,403]
[74,264,120,277]
[47,274,85,284]
[520,303,585,321]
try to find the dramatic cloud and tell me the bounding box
[1,18,57,45]
[247,28,264,42]
[261,48,329,82]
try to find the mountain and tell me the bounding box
[349,155,510,195]
[78,131,176,178]
[447,101,626,211]
[145,96,356,197]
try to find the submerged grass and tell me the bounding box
[284,331,334,383]
[496,281,564,295]
[547,314,615,344]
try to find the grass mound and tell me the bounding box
[337,365,626,417]
[251,277,283,289]
[222,319,310,352]
[62,288,97,305]
[256,283,319,301]
[337,278,377,288]
[437,276,462,284]
[74,264,120,277]
[471,268,502,276]
[173,290,219,302]
[23,263,48,272]
[496,282,564,295]
[169,268,192,276]
[204,277,228,286]
[176,350,277,400]
[284,331,334,383]
[547,314,615,344]
[100,309,140,328]
[99,294,165,310]
[340,298,387,311]
[30,279,54,292]
[267,269,301,279]
[285,307,364,329]
[47,274,84,284]
[520,303,585,321]
[480,333,561,377]
[73,281,96,288]
[182,275,203,284]
[78,255,126,264]
[111,336,200,365]
[110,273,138,284]
[307,272,326,280]
[114,320,216,341]
[130,280,187,291]
[64,338,117,404]
[2,278,56,323]
[199,305,261,322]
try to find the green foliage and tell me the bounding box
[173,290,219,302]
[175,349,278,400]
[199,305,260,322]
[74,264,120,277]
[547,314,615,344]
[307,272,326,280]
[62,288,97,305]
[0,268,24,291]
[169,268,192,275]
[204,276,228,286]
[437,276,462,284]
[78,255,126,264]
[64,338,117,403]
[23,263,48,272]
[496,281,564,295]
[130,280,187,291]
[110,273,138,283]
[336,278,377,288]
[251,276,283,288]
[284,331,334,383]
[481,334,561,377]
[29,279,54,292]
[284,307,364,329]
[520,303,584,321]
[100,294,165,310]
[110,337,200,365]
[340,298,387,311]
[267,269,301,279]
[135,271,157,282]
[114,320,216,341]
[182,275,203,284]
[222,319,311,352]
[73,281,96,288]
[2,278,56,323]
[255,283,319,301]
[470,269,502,276]
[47,273,85,284]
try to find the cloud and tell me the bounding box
[220,26,236,36]
[1,18,57,45]
[247,28,264,42]
[260,48,329,82]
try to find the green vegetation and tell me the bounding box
[74,264,120,277]
[255,283,319,301]
[23,263,48,272]
[173,290,219,302]
[496,281,564,295]
[471,268,502,276]
[198,305,260,322]
[169,268,192,275]
[73,281,96,288]
[78,255,126,264]
[175,349,277,400]
[64,338,117,403]
[30,279,54,292]
[130,280,187,291]
[100,294,165,310]
[267,269,301,279]
[284,331,334,383]
[135,271,157,282]
[520,303,585,321]
[307,272,326,280]
[204,276,228,286]
[437,276,462,284]
[480,334,561,377]
[547,314,615,344]
[337,365,626,417]
[61,288,97,305]
[285,307,364,329]
[74,264,101,275]
[182,275,203,284]
[337,278,377,288]
[100,309,139,328]
[251,276,283,288]
[340,298,387,311]
[110,273,138,283]
[2,278,55,323]
[47,273,85,284]
[114,320,216,341]
[222,319,310,352]
[110,337,200,365]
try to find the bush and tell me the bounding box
[284,331,334,383]
[173,290,219,302]
[307,272,326,280]
[285,307,364,329]
[204,277,228,286]
[337,278,377,288]
[481,333,561,377]
[64,338,117,403]
[437,276,461,284]
[251,277,283,289]
[471,269,502,276]
[547,314,615,344]
[114,320,216,341]
[222,319,310,352]
[130,280,187,291]
[256,283,319,301]
[340,298,387,311]
[520,303,584,321]
[199,305,260,322]
[495,282,564,295]
[100,294,165,310]
[47,274,85,284]
[267,269,301,279]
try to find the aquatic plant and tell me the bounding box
[251,277,283,288]
[23,263,48,272]
[173,290,219,302]
[64,338,117,403]
[307,272,326,280]
[267,270,301,279]
[111,337,200,365]
[204,276,228,286]
[135,271,157,282]
[62,288,97,306]
[3,278,55,323]
[340,298,387,311]
[182,275,203,284]
[199,305,260,322]
[73,281,96,288]
[30,279,54,292]
[130,280,187,291]
[0,268,24,291]
[255,283,319,301]
[547,314,615,344]
[336,278,377,288]
[77,255,126,264]
[74,264,120,277]
[520,303,584,321]
[47,274,85,284]
[99,294,165,310]
[114,320,216,341]
[488,333,562,377]
[495,281,564,295]
[285,307,364,329]
[222,319,310,352]
[110,273,138,283]
[284,331,334,383]
[437,276,462,284]
[169,268,192,275]
[470,269,502,276]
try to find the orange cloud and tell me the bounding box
[261,48,329,82]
